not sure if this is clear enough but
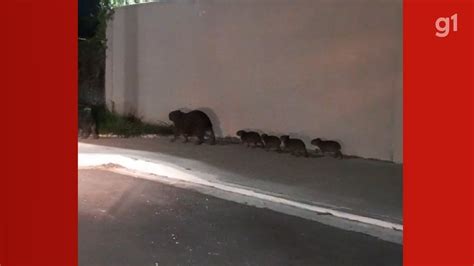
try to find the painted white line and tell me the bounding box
[78,153,403,231]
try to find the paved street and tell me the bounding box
[79,139,403,225]
[79,169,402,266]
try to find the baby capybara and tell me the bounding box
[311,138,343,159]
[261,134,281,151]
[168,109,216,145]
[236,130,263,148]
[280,135,308,157]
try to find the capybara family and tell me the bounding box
[168,108,345,159]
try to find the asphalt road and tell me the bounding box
[79,169,402,266]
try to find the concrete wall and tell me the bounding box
[106,0,403,162]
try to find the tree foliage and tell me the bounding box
[78,0,114,106]
[79,0,149,105]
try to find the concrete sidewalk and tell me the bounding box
[79,137,402,227]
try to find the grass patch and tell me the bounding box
[97,108,174,137]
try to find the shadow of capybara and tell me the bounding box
[280,135,308,157]
[311,138,343,159]
[168,109,216,145]
[261,134,281,151]
[236,130,263,148]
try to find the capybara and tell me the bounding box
[261,133,281,151]
[311,138,343,159]
[236,130,263,148]
[168,109,216,145]
[280,135,308,157]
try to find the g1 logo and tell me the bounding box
[435,13,458,38]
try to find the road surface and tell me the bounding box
[79,169,402,266]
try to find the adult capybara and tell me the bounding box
[168,109,216,145]
[236,130,263,148]
[311,138,343,159]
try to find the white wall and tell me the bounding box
[106,0,403,162]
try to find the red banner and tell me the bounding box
[0,1,78,265]
[404,0,473,264]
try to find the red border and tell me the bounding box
[404,0,473,265]
[0,0,473,265]
[1,1,77,265]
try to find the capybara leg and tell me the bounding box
[194,129,205,145]
[183,135,189,143]
[335,151,343,159]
